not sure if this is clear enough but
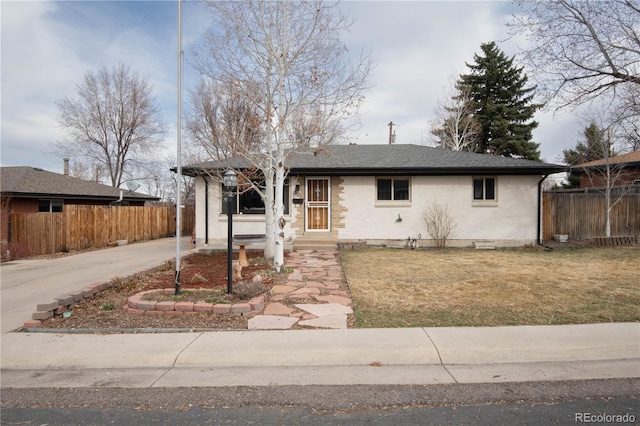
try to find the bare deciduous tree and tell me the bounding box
[616,119,640,152]
[572,120,635,237]
[54,63,167,187]
[608,84,640,152]
[191,0,372,271]
[423,201,456,249]
[428,74,481,151]
[135,154,196,206]
[65,158,105,183]
[186,79,264,162]
[511,0,640,111]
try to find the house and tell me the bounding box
[1,164,160,256]
[181,144,564,249]
[571,151,640,190]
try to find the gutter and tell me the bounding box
[258,167,565,177]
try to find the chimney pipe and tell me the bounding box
[388,121,396,144]
[63,158,69,176]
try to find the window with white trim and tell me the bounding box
[473,177,496,201]
[376,177,410,201]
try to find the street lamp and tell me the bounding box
[223,170,237,295]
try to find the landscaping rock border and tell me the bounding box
[24,281,112,328]
[124,289,265,316]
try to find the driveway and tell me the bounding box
[0,237,193,334]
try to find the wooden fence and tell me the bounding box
[9,205,195,258]
[543,192,640,241]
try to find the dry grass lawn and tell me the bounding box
[340,246,640,327]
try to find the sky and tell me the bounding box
[1,0,582,178]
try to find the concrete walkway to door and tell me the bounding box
[0,237,194,334]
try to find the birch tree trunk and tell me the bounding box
[263,167,276,260]
[273,147,286,272]
[193,0,372,271]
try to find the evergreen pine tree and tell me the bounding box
[459,42,542,160]
[562,123,612,188]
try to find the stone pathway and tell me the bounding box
[248,250,354,330]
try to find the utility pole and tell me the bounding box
[388,121,396,144]
[175,0,183,295]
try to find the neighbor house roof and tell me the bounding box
[182,144,565,176]
[1,166,159,202]
[571,150,640,171]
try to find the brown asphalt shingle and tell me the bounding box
[1,166,158,201]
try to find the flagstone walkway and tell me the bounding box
[248,250,354,330]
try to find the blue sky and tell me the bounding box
[1,0,581,177]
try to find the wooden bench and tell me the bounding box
[233,234,266,267]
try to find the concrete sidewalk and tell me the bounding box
[0,237,194,334]
[1,323,638,388]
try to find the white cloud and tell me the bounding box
[1,0,580,173]
[1,1,88,169]
[343,2,511,145]
[341,1,581,161]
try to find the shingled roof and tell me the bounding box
[1,166,159,202]
[182,144,564,176]
[572,151,640,171]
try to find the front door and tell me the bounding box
[305,177,330,231]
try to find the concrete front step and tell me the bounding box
[294,242,338,250]
[294,234,338,250]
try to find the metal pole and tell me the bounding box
[174,0,183,295]
[227,193,233,294]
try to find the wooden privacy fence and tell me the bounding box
[10,205,195,258]
[543,192,640,241]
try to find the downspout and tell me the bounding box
[204,176,209,245]
[537,174,549,246]
[110,190,124,206]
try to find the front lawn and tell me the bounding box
[340,246,640,327]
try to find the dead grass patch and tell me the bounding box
[340,246,640,327]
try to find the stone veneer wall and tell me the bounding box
[290,176,304,238]
[330,177,345,236]
[289,176,346,238]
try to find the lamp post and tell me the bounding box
[223,170,237,295]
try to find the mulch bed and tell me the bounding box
[38,252,286,331]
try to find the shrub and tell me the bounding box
[423,201,456,249]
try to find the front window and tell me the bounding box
[377,178,410,201]
[222,180,289,214]
[473,177,496,201]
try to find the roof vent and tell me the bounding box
[33,167,43,171]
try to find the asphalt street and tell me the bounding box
[3,399,638,426]
[2,380,638,425]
